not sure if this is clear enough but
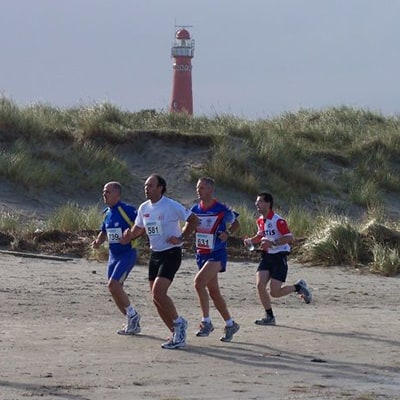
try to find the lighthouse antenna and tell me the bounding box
[174,24,193,30]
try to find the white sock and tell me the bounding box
[202,316,211,323]
[225,318,234,327]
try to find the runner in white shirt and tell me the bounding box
[122,174,199,349]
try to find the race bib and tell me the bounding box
[145,221,163,236]
[106,227,123,244]
[196,232,214,250]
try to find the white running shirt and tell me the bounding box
[135,196,192,252]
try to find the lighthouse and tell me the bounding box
[169,27,195,115]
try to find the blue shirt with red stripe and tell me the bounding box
[191,199,237,254]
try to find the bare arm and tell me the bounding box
[219,218,240,242]
[91,231,107,249]
[261,233,294,248]
[120,225,146,245]
[243,233,263,247]
[168,213,200,245]
[183,213,200,238]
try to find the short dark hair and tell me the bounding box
[258,192,274,208]
[151,174,167,194]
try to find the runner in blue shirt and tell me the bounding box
[187,177,241,342]
[92,181,140,335]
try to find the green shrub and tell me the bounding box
[305,219,363,266]
[369,244,400,276]
[46,203,102,231]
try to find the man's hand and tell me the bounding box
[218,231,229,242]
[260,238,274,251]
[120,228,133,245]
[167,235,184,245]
[91,238,102,249]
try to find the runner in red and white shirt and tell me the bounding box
[244,192,312,326]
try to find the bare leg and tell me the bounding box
[150,277,178,332]
[256,270,272,310]
[194,261,231,321]
[207,274,231,321]
[108,279,130,315]
[269,279,296,298]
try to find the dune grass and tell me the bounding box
[3,199,396,276]
[1,96,400,275]
[1,97,400,202]
[0,210,40,234]
[370,244,400,276]
[45,202,103,232]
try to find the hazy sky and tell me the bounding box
[1,0,399,119]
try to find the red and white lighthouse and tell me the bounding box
[169,27,195,115]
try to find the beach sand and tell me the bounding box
[1,251,399,400]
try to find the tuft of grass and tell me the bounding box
[75,103,128,142]
[232,203,256,237]
[64,142,136,190]
[304,218,363,267]
[285,206,317,238]
[369,244,400,276]
[0,211,27,233]
[0,97,43,141]
[348,176,381,208]
[0,210,43,236]
[46,203,102,231]
[0,141,64,188]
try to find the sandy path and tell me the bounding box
[1,253,399,400]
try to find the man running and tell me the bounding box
[122,174,199,349]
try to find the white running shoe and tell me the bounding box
[161,317,188,349]
[118,312,141,335]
